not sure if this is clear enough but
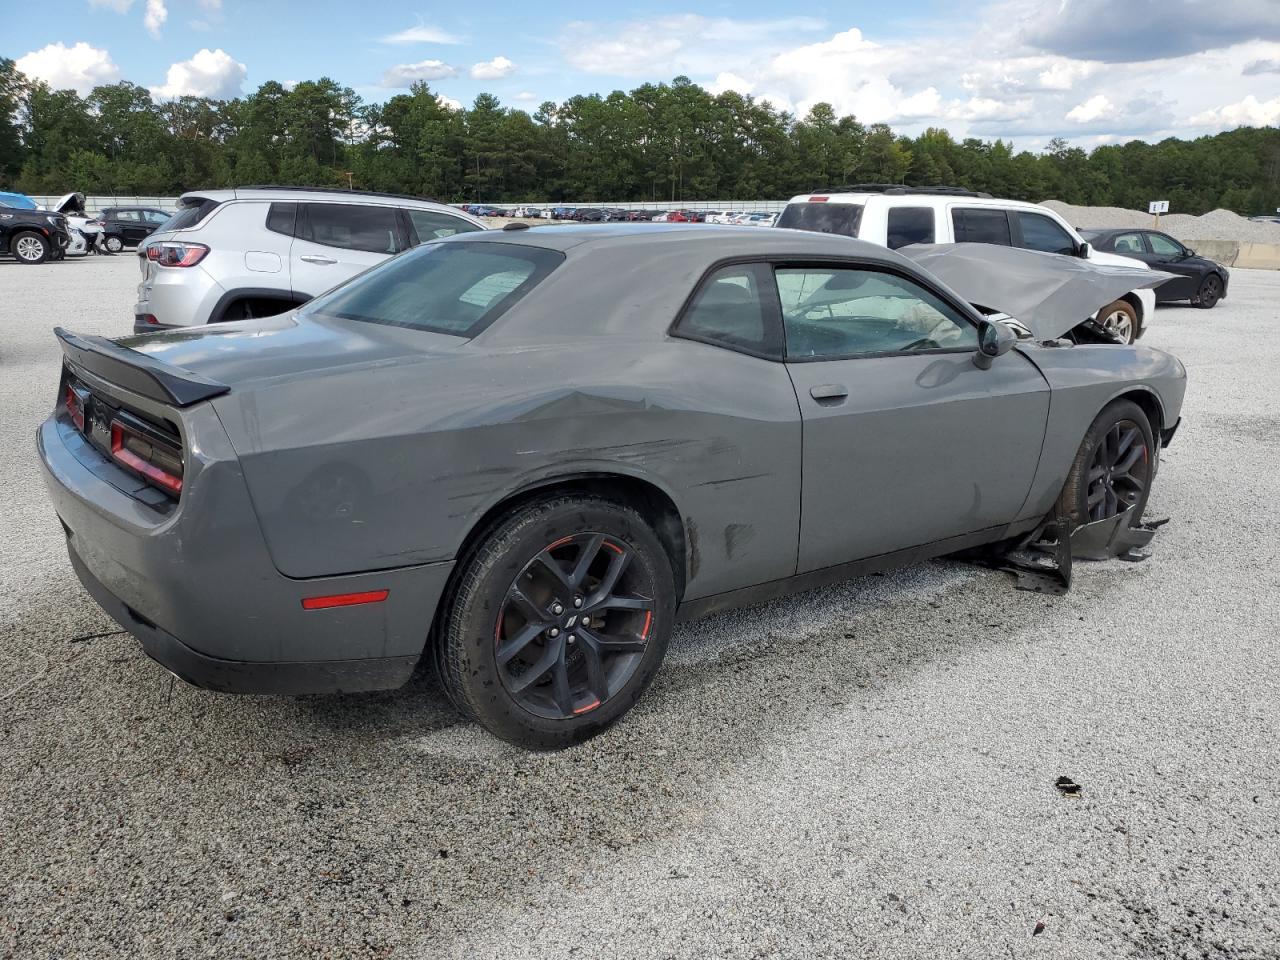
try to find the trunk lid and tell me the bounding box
[117,311,467,389]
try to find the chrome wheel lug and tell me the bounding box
[551,602,564,615]
[573,597,583,608]
[567,634,577,644]
[548,627,560,638]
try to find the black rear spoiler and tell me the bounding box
[54,327,229,407]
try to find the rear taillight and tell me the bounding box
[110,418,184,495]
[64,384,85,432]
[146,242,209,268]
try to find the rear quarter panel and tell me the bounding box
[213,337,803,601]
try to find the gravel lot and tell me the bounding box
[3,254,1279,960]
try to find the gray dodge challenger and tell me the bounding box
[38,224,1186,748]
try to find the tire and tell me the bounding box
[104,235,123,253]
[1056,399,1155,529]
[1195,273,1223,309]
[11,232,50,264]
[1097,300,1139,344]
[436,495,677,749]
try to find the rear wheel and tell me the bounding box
[12,232,50,264]
[1097,300,1139,344]
[1196,274,1223,309]
[436,496,676,749]
[1056,399,1155,528]
[104,235,123,253]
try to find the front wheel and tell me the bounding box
[1097,300,1139,344]
[104,235,123,253]
[11,231,50,264]
[436,496,676,749]
[1056,399,1155,528]
[1195,273,1223,309]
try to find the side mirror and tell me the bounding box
[1076,241,1092,258]
[974,318,1018,370]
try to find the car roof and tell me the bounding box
[446,221,914,263]
[785,191,1051,213]
[177,186,476,215]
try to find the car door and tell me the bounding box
[1143,232,1200,299]
[112,209,144,244]
[1011,210,1079,256]
[289,202,408,299]
[775,261,1050,573]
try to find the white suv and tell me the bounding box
[776,185,1156,342]
[134,187,487,332]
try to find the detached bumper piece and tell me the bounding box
[957,507,1170,595]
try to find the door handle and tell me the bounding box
[300,255,337,265]
[809,384,849,402]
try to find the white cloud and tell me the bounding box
[513,91,538,102]
[1190,95,1280,129]
[380,59,458,88]
[560,15,825,77]
[437,94,462,111]
[1037,60,1096,91]
[1066,94,1116,123]
[144,0,167,37]
[379,24,464,45]
[150,48,246,99]
[89,0,135,11]
[15,41,120,95]
[198,0,221,7]
[470,56,515,80]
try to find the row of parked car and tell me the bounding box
[0,190,173,263]
[116,183,1227,344]
[460,204,779,225]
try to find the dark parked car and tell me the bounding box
[0,193,70,263]
[1080,229,1229,308]
[98,207,173,252]
[576,208,606,222]
[40,225,1185,749]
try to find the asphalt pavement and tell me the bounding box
[2,253,1278,959]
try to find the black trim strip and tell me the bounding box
[54,327,229,407]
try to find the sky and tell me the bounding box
[7,0,1280,150]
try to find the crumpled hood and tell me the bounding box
[117,311,467,389]
[901,243,1178,340]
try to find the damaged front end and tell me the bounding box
[958,507,1170,595]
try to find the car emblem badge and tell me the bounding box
[566,614,577,627]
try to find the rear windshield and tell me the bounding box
[163,197,221,231]
[777,202,864,237]
[302,240,564,338]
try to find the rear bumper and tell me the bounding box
[68,545,419,694]
[38,410,452,691]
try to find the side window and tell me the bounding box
[1015,212,1077,255]
[114,210,140,222]
[952,208,1011,246]
[406,209,484,244]
[1147,233,1183,256]
[144,210,171,224]
[301,203,403,254]
[675,263,780,357]
[265,202,298,237]
[886,207,935,249]
[776,267,976,359]
[1112,232,1146,254]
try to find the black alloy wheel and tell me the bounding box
[495,532,655,720]
[1084,418,1151,522]
[1197,274,1223,309]
[436,495,676,749]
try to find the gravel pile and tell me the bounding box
[1044,199,1280,245]
[4,256,1280,959]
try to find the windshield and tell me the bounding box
[0,192,38,210]
[777,202,864,237]
[302,240,564,338]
